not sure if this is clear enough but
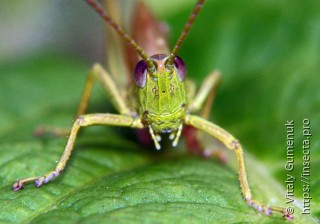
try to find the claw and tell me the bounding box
[284,213,294,221]
[12,181,23,191]
[245,196,292,220]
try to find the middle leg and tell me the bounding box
[185,70,224,160]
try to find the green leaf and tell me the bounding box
[0,0,319,223]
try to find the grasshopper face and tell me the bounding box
[134,54,187,135]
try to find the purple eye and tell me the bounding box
[174,56,186,81]
[134,60,148,88]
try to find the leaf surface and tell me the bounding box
[0,0,319,223]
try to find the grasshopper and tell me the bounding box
[13,0,292,220]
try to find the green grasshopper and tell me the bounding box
[12,0,292,220]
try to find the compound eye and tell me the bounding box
[134,60,148,88]
[174,56,186,81]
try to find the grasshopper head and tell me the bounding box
[134,54,187,130]
[133,54,187,130]
[134,54,187,149]
[134,54,186,88]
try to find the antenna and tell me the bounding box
[167,0,206,66]
[85,0,156,72]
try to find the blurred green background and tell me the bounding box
[0,0,319,223]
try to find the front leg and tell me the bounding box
[184,114,293,220]
[12,113,144,191]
